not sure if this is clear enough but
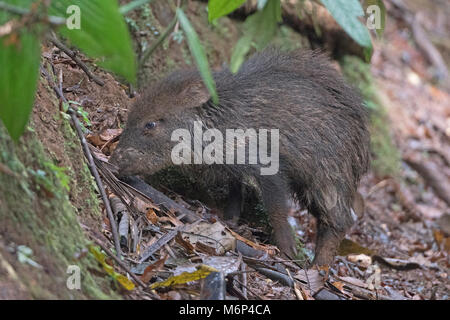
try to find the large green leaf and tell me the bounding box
[49,0,136,84]
[230,0,281,72]
[208,0,246,22]
[230,36,252,73]
[0,32,40,140]
[320,0,372,48]
[0,0,40,140]
[177,8,218,104]
[244,0,281,50]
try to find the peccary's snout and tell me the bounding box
[109,146,143,177]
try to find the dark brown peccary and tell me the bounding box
[110,49,370,265]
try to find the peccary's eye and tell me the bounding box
[145,122,156,130]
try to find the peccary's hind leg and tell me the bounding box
[259,176,297,258]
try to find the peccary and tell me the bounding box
[110,49,370,265]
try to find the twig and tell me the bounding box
[139,227,182,263]
[286,268,303,300]
[40,65,122,259]
[48,33,105,86]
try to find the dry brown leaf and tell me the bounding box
[338,276,369,289]
[141,255,168,284]
[99,128,122,141]
[185,221,236,255]
[347,254,372,268]
[226,227,278,255]
[332,281,345,293]
[133,197,159,213]
[294,269,325,293]
[146,208,158,224]
[175,232,195,254]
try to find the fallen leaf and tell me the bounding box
[185,221,236,255]
[116,274,135,290]
[141,255,168,283]
[338,276,368,289]
[294,269,325,293]
[150,264,218,289]
[338,238,373,256]
[175,232,195,254]
[146,208,158,224]
[347,254,372,268]
[332,281,345,293]
[226,227,278,255]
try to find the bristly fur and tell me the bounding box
[111,48,370,264]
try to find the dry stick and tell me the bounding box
[70,119,122,259]
[231,277,264,300]
[240,262,247,299]
[48,34,105,86]
[139,227,182,263]
[40,65,122,259]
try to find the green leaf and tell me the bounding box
[363,0,386,38]
[320,0,372,48]
[208,0,246,22]
[245,0,281,50]
[49,0,136,84]
[177,8,218,104]
[230,36,252,73]
[0,30,40,141]
[230,0,281,72]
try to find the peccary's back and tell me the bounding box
[199,49,370,208]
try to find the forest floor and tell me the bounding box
[0,0,448,300]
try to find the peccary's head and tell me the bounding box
[110,70,210,177]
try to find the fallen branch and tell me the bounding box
[119,176,200,223]
[49,33,105,86]
[403,153,450,206]
[40,65,122,259]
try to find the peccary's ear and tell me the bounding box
[179,81,211,109]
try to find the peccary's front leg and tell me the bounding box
[312,204,353,265]
[223,181,243,222]
[259,177,297,258]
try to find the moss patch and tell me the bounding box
[340,55,401,177]
[0,120,119,300]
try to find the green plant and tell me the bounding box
[208,0,384,72]
[0,0,221,141]
[0,0,385,142]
